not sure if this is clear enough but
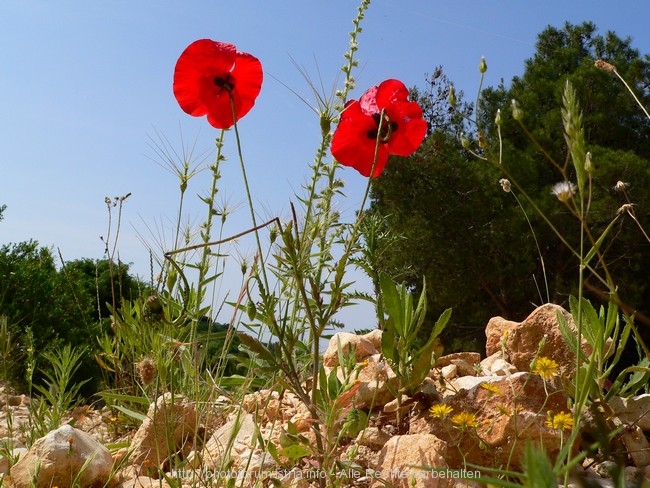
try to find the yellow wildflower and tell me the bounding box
[451,411,479,430]
[532,356,559,380]
[496,404,511,416]
[480,382,502,396]
[546,411,573,431]
[429,404,453,419]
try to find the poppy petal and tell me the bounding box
[373,79,411,110]
[359,84,380,115]
[207,52,263,129]
[173,39,262,129]
[173,40,236,117]
[386,102,428,156]
[331,101,389,178]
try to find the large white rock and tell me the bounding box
[372,433,451,488]
[128,393,197,473]
[11,424,113,488]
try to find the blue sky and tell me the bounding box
[2,1,649,326]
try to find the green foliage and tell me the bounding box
[62,257,149,323]
[522,442,556,488]
[378,273,450,428]
[31,345,89,436]
[370,22,650,353]
[0,315,22,385]
[484,22,650,160]
[379,273,450,394]
[557,297,650,411]
[370,131,533,351]
[0,240,149,394]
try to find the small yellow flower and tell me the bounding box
[546,411,573,431]
[496,404,511,416]
[480,382,502,396]
[429,404,453,419]
[451,411,479,430]
[532,356,559,380]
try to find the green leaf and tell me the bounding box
[236,332,276,364]
[113,405,147,423]
[379,272,404,335]
[266,441,282,467]
[318,363,329,403]
[431,307,452,341]
[381,316,397,365]
[523,441,556,488]
[584,217,619,267]
[327,366,341,400]
[617,359,650,397]
[557,309,587,362]
[287,420,298,436]
[572,296,602,351]
[278,444,311,460]
[408,308,451,390]
[100,392,152,406]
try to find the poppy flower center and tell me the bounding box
[367,112,397,142]
[213,74,234,93]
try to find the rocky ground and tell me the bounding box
[0,303,649,487]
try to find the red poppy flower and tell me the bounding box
[331,79,427,177]
[173,39,263,129]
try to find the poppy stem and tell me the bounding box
[359,109,386,209]
[229,96,271,289]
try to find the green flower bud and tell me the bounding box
[584,151,594,174]
[460,132,470,149]
[495,109,502,126]
[166,268,177,292]
[246,300,257,321]
[479,56,488,74]
[448,85,457,108]
[319,113,331,137]
[511,99,524,121]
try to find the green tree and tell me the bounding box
[62,257,148,324]
[479,22,650,327]
[368,23,650,352]
[0,241,149,393]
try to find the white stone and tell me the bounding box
[11,424,113,488]
[441,364,458,380]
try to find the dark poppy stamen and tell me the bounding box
[214,75,234,92]
[367,112,397,142]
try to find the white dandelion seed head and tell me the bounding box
[551,181,576,203]
[614,181,629,193]
[499,178,511,193]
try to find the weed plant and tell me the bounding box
[456,57,650,486]
[4,3,650,488]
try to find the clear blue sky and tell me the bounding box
[2,1,649,326]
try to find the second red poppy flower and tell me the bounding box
[331,79,427,177]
